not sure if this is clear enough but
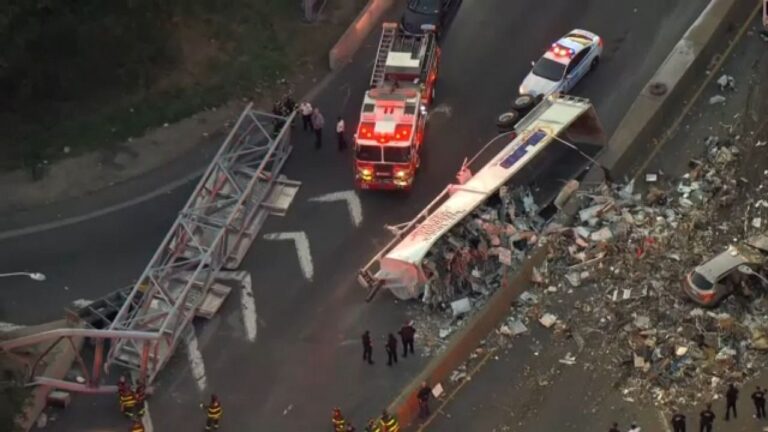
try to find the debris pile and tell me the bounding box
[420,186,547,310]
[516,133,768,407]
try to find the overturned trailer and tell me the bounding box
[358,95,608,301]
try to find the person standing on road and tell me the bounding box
[627,422,641,432]
[336,117,346,151]
[362,330,374,364]
[386,333,398,366]
[311,107,325,149]
[752,386,766,418]
[365,419,381,432]
[133,381,146,418]
[398,321,416,358]
[725,383,739,420]
[671,412,686,432]
[417,381,432,418]
[608,422,620,432]
[700,403,715,432]
[299,101,313,131]
[119,386,137,418]
[201,394,223,430]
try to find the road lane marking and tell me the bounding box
[240,273,257,343]
[309,190,363,227]
[184,329,208,393]
[263,232,314,281]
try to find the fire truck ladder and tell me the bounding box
[370,23,399,88]
[0,105,300,392]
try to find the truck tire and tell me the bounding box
[511,94,536,115]
[496,110,520,132]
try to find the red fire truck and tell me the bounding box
[354,22,440,191]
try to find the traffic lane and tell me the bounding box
[0,182,193,325]
[423,333,662,431]
[567,0,710,132]
[444,0,709,135]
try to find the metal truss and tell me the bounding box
[1,105,297,390]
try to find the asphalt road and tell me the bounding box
[0,0,708,430]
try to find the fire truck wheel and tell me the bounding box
[496,110,520,131]
[511,94,536,113]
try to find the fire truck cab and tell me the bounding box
[354,22,439,191]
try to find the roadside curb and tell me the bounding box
[329,0,396,70]
[602,0,757,178]
[385,0,758,429]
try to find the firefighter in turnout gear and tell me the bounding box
[119,386,137,417]
[133,381,147,418]
[365,419,381,432]
[130,419,145,432]
[332,407,356,431]
[201,394,223,430]
[379,410,400,432]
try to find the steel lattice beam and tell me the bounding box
[0,106,297,390]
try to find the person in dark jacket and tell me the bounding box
[417,381,431,418]
[725,383,739,420]
[752,386,766,418]
[398,321,416,358]
[362,330,373,365]
[386,333,398,366]
[671,412,686,432]
[700,403,715,432]
[608,422,620,432]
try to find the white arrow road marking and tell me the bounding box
[240,273,257,342]
[263,232,314,281]
[184,329,208,393]
[309,190,363,227]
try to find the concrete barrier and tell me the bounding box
[387,245,550,428]
[385,0,758,429]
[602,0,756,178]
[328,0,396,70]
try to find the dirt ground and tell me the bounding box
[0,0,365,216]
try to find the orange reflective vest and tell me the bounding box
[131,422,145,432]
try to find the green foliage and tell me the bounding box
[0,0,296,170]
[0,368,30,432]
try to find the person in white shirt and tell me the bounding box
[311,107,324,149]
[627,423,641,432]
[299,101,313,131]
[336,117,346,151]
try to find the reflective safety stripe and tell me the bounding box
[207,404,223,420]
[131,425,145,432]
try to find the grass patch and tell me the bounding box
[0,0,332,172]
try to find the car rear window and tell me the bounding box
[690,271,714,291]
[383,147,411,163]
[408,0,440,13]
[356,145,382,162]
[532,57,567,81]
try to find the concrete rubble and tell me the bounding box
[420,186,547,310]
[485,131,768,408]
[413,126,768,410]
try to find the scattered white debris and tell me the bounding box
[709,95,727,105]
[538,313,558,328]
